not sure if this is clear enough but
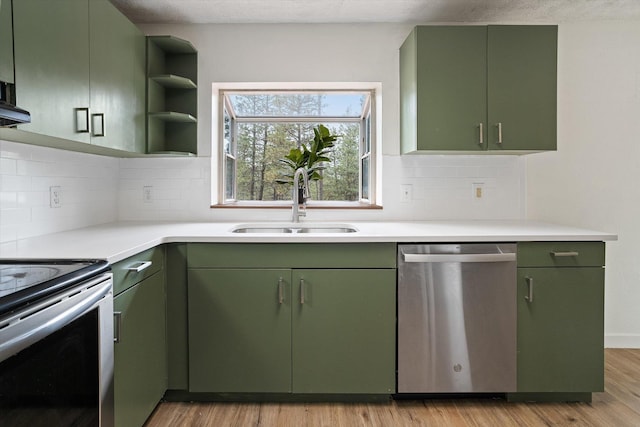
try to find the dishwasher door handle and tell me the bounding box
[403,253,516,263]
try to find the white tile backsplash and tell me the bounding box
[115,154,525,222]
[0,140,119,245]
[1,139,525,244]
[380,155,525,220]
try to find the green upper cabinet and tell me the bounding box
[400,25,557,153]
[13,0,91,143]
[0,0,15,84]
[400,26,487,152]
[487,26,557,151]
[89,0,146,152]
[12,0,146,152]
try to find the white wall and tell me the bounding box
[122,23,525,222]
[526,21,640,347]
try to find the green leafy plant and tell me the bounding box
[276,124,339,187]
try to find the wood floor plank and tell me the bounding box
[146,349,640,427]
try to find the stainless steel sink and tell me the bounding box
[231,224,358,234]
[295,227,357,234]
[232,227,293,233]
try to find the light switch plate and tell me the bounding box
[472,182,484,200]
[143,186,153,203]
[400,184,412,202]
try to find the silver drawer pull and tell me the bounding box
[114,311,122,343]
[525,277,534,303]
[551,251,579,257]
[496,122,503,144]
[300,279,305,305]
[126,261,152,273]
[278,277,284,304]
[478,123,484,145]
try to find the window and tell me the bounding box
[217,88,376,206]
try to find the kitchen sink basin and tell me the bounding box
[295,227,357,234]
[231,224,358,234]
[232,227,293,233]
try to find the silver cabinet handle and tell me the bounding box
[496,122,503,144]
[278,277,284,304]
[114,311,122,343]
[126,261,152,273]
[76,107,90,133]
[551,251,579,257]
[403,253,516,263]
[478,122,484,145]
[91,113,105,137]
[525,277,534,303]
[300,279,305,305]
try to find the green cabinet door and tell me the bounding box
[401,26,487,152]
[0,0,14,83]
[13,0,91,142]
[89,0,145,152]
[400,25,556,153]
[114,271,167,427]
[516,267,604,392]
[488,25,557,151]
[188,269,292,393]
[291,269,396,394]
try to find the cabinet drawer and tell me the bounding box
[517,242,604,267]
[113,246,164,295]
[187,243,396,269]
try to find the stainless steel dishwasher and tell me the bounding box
[397,243,517,393]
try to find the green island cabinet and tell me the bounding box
[509,242,605,402]
[112,247,167,427]
[0,0,14,84]
[146,36,198,155]
[400,25,557,153]
[186,243,396,396]
[11,0,145,153]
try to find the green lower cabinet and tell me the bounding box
[114,271,167,427]
[187,267,396,395]
[516,267,605,393]
[292,269,396,394]
[188,269,292,393]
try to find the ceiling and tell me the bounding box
[110,0,640,24]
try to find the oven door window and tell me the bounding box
[0,308,99,426]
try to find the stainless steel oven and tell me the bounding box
[0,260,113,426]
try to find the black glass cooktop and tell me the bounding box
[0,260,110,316]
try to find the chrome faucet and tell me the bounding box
[292,167,309,223]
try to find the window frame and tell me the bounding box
[214,85,379,208]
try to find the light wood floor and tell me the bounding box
[145,349,640,427]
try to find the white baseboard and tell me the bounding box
[605,334,640,348]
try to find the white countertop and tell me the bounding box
[0,220,617,263]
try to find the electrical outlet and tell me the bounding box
[143,186,153,203]
[472,182,484,200]
[400,184,413,202]
[50,186,62,208]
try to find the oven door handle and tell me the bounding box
[0,276,112,363]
